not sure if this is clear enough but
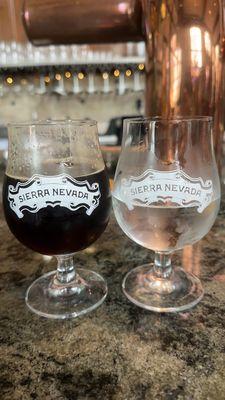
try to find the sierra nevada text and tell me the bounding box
[19,187,88,203]
[130,183,201,197]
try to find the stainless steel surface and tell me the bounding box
[23,0,144,45]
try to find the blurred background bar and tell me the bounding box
[1,0,225,176]
[0,0,146,171]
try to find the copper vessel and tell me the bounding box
[142,0,224,164]
[23,0,224,164]
[23,0,143,45]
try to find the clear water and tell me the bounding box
[113,195,220,252]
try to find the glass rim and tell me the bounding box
[7,119,97,128]
[123,116,213,123]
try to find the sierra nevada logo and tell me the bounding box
[8,174,101,219]
[116,169,213,213]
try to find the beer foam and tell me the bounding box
[6,158,105,181]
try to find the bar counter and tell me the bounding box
[0,193,225,399]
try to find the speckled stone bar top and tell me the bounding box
[0,197,225,400]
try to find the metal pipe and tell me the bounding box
[23,0,144,45]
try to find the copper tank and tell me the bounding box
[23,0,225,164]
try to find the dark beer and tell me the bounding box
[3,169,111,255]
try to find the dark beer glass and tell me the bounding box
[3,120,111,319]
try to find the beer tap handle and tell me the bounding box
[87,73,95,95]
[72,74,82,95]
[118,72,126,96]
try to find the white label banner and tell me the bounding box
[116,169,213,213]
[8,174,101,219]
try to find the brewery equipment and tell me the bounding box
[23,0,225,164]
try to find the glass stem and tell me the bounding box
[56,254,76,284]
[154,252,172,278]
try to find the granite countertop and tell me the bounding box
[0,196,225,400]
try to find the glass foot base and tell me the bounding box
[25,268,107,319]
[122,264,204,313]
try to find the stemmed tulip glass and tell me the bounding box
[3,120,111,319]
[113,117,220,312]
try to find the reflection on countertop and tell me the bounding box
[0,189,225,399]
